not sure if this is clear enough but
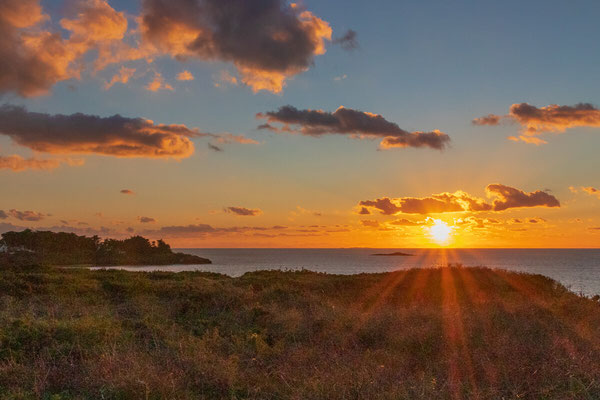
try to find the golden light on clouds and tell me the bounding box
[176,70,194,81]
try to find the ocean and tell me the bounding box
[92,248,600,297]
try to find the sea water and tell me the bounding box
[91,248,600,297]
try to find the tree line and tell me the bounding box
[0,230,210,266]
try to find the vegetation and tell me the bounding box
[0,265,599,399]
[0,230,210,266]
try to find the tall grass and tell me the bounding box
[1,266,599,399]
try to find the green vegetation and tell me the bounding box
[0,230,210,266]
[1,266,599,399]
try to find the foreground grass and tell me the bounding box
[1,266,599,399]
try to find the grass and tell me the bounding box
[1,265,599,399]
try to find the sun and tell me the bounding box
[429,219,452,245]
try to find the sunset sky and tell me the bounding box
[1,0,600,248]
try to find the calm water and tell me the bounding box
[91,248,600,297]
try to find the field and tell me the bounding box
[1,265,599,399]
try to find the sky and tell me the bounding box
[1,0,600,248]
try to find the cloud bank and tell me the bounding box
[0,154,83,171]
[0,105,194,158]
[257,105,450,150]
[8,209,47,221]
[0,105,256,162]
[144,224,287,237]
[359,184,560,215]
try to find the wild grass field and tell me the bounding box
[1,265,599,399]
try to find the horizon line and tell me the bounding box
[173,247,600,250]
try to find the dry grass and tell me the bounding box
[1,266,599,399]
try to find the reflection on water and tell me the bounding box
[90,248,600,296]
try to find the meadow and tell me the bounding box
[1,265,599,399]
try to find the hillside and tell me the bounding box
[1,266,599,399]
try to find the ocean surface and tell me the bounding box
[92,248,600,297]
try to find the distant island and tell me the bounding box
[0,229,210,267]
[372,251,414,256]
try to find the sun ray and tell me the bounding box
[441,267,481,398]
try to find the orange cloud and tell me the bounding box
[472,114,501,126]
[176,70,194,81]
[359,184,560,215]
[379,130,450,150]
[510,103,600,134]
[236,67,288,94]
[0,105,258,159]
[0,105,195,159]
[8,209,47,221]
[140,0,332,93]
[358,198,402,215]
[0,0,339,96]
[0,0,72,96]
[508,135,548,145]
[463,216,500,227]
[388,218,420,226]
[104,66,136,89]
[361,220,380,227]
[143,224,288,238]
[0,0,46,28]
[0,0,135,97]
[212,133,259,145]
[359,191,491,215]
[60,0,127,43]
[581,186,600,199]
[138,216,156,223]
[0,154,83,172]
[528,218,546,224]
[58,0,141,75]
[224,206,262,216]
[120,189,135,195]
[474,103,600,144]
[146,72,173,92]
[257,105,450,150]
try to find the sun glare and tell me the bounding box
[429,219,452,245]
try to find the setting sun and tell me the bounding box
[429,219,452,245]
